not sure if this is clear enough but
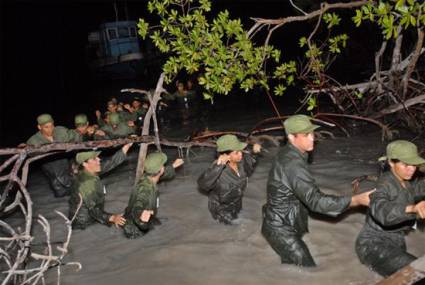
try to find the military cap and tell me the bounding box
[145,152,168,174]
[108,112,120,125]
[37,114,54,125]
[216,134,247,152]
[74,114,88,127]
[284,115,320,135]
[76,151,101,165]
[107,98,118,105]
[132,96,142,102]
[378,140,425,165]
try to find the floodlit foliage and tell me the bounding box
[137,0,297,100]
[353,0,425,39]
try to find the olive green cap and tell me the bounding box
[284,115,320,135]
[108,112,120,125]
[37,114,54,125]
[107,98,118,105]
[216,134,247,152]
[378,140,425,165]
[145,152,167,174]
[74,114,88,127]
[76,151,101,165]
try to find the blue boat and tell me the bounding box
[87,20,143,79]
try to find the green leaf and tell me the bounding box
[354,91,363,99]
[273,84,286,96]
[299,37,307,47]
[307,96,317,111]
[137,18,149,39]
[353,10,363,27]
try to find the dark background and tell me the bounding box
[0,0,377,147]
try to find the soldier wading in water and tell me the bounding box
[69,144,133,229]
[123,152,184,238]
[198,134,261,225]
[356,140,425,277]
[262,115,373,267]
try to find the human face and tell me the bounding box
[389,161,417,182]
[83,157,101,174]
[289,132,315,153]
[38,122,55,138]
[76,125,88,135]
[132,100,141,109]
[107,103,118,113]
[228,150,243,163]
[177,83,185,93]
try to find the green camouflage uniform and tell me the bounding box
[97,110,131,127]
[26,126,71,145]
[101,123,135,139]
[69,150,126,229]
[123,165,175,238]
[68,129,91,142]
[26,126,73,197]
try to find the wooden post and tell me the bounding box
[135,73,166,184]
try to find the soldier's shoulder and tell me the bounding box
[26,132,42,145]
[76,174,98,193]
[55,126,70,132]
[375,172,399,196]
[136,176,154,189]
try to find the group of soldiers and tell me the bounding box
[197,115,425,277]
[23,110,425,277]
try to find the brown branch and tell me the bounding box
[135,73,167,183]
[402,28,424,99]
[0,154,19,174]
[375,41,387,94]
[315,112,391,140]
[372,94,425,119]
[390,27,403,73]
[249,1,368,34]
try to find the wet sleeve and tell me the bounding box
[242,152,257,177]
[370,187,417,226]
[412,178,425,201]
[286,161,351,217]
[197,162,225,192]
[100,149,127,175]
[160,165,176,181]
[80,180,111,226]
[131,189,154,230]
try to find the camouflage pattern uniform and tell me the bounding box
[123,165,175,238]
[69,150,126,229]
[27,126,73,197]
[101,122,135,139]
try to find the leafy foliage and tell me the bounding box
[353,0,425,39]
[138,0,296,99]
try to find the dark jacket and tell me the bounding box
[365,171,421,233]
[355,171,425,276]
[263,143,351,235]
[123,165,175,238]
[69,149,126,229]
[197,152,257,221]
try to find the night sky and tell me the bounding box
[0,0,376,147]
